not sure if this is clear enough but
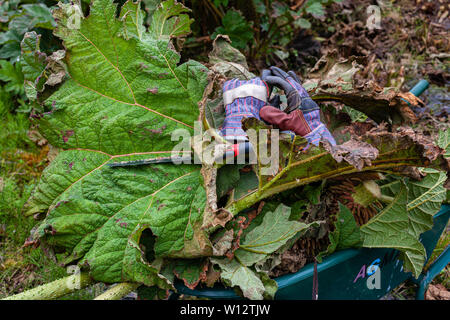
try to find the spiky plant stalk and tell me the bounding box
[2,272,94,300]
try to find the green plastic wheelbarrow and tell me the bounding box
[172,205,449,300]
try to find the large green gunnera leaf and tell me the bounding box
[380,168,447,237]
[360,182,427,278]
[25,0,211,286]
[377,167,447,275]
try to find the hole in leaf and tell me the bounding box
[139,228,156,263]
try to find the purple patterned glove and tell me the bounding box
[220,77,269,142]
[261,67,336,146]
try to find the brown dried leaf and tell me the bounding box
[365,126,446,163]
[45,50,66,86]
[268,242,308,278]
[212,229,234,256]
[202,208,233,230]
[26,129,47,146]
[305,51,418,124]
[325,139,379,170]
[203,262,222,288]
[425,284,450,300]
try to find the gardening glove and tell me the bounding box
[260,66,336,147]
[220,77,269,142]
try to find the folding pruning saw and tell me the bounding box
[108,141,255,168]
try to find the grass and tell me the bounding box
[0,149,103,300]
[0,105,106,300]
[0,127,60,298]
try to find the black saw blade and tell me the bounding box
[108,156,193,167]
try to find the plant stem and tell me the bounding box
[225,160,433,216]
[379,194,395,204]
[94,283,140,300]
[2,272,94,300]
[205,0,223,22]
